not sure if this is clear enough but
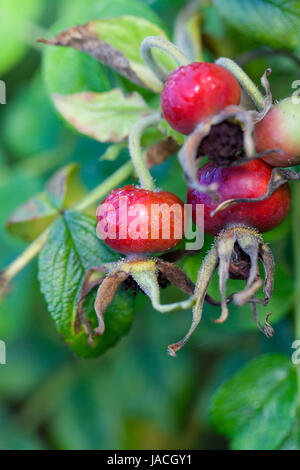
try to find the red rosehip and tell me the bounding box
[187,160,291,236]
[96,185,185,254]
[161,62,241,135]
[254,97,300,167]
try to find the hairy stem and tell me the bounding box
[129,113,161,191]
[0,229,50,287]
[292,184,300,404]
[74,160,133,211]
[215,57,265,111]
[0,161,134,287]
[140,36,190,85]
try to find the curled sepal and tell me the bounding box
[94,270,129,336]
[156,258,195,295]
[233,227,262,306]
[213,168,299,214]
[252,68,273,122]
[168,244,219,357]
[216,230,235,323]
[168,225,276,356]
[75,264,116,345]
[131,260,195,313]
[251,303,274,338]
[76,256,196,349]
[178,105,255,192]
[259,243,275,304]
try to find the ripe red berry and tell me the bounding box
[96,185,184,254]
[254,97,300,167]
[161,62,241,135]
[187,160,291,236]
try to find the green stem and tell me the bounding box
[0,161,134,287]
[129,113,161,191]
[0,229,50,286]
[74,160,133,211]
[215,57,265,111]
[140,36,190,84]
[292,184,300,404]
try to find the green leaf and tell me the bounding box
[6,163,89,242]
[57,0,162,25]
[279,414,300,449]
[211,354,298,450]
[46,163,87,210]
[42,45,111,96]
[42,0,162,96]
[6,192,57,242]
[159,119,186,146]
[42,16,176,93]
[38,211,135,358]
[99,143,128,162]
[213,0,300,50]
[52,89,151,143]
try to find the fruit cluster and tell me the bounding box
[79,45,299,356]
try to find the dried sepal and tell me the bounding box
[215,229,235,323]
[76,256,196,348]
[75,265,111,345]
[156,258,195,295]
[251,68,273,123]
[259,243,274,304]
[94,269,129,336]
[168,243,219,357]
[178,105,256,193]
[146,137,180,168]
[168,225,276,356]
[251,303,274,338]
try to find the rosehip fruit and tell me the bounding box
[96,185,184,254]
[161,62,241,135]
[187,160,291,236]
[254,97,300,167]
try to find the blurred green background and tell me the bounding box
[0,0,299,450]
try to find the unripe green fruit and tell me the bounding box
[254,97,300,167]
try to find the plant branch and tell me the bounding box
[129,113,161,191]
[0,229,50,290]
[140,36,190,85]
[74,160,133,211]
[215,57,265,111]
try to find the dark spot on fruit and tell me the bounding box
[197,121,245,166]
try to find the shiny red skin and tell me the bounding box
[187,160,291,236]
[161,62,241,135]
[96,185,185,254]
